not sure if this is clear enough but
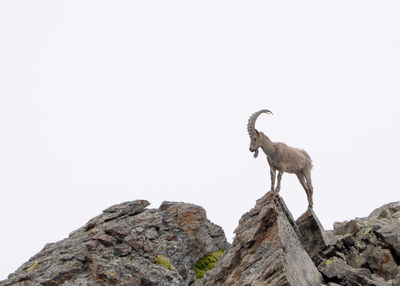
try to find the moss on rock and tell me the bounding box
[194,249,224,279]
[156,254,171,270]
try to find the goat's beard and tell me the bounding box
[253,149,258,158]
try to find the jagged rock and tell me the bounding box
[318,256,390,286]
[296,209,337,263]
[198,191,323,286]
[333,219,362,236]
[368,202,400,220]
[320,201,400,285]
[2,192,400,286]
[376,221,400,258]
[0,200,229,286]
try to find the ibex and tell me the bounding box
[247,109,314,208]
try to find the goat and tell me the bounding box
[247,109,314,208]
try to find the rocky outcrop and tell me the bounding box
[197,193,400,286]
[295,201,400,286]
[0,200,229,286]
[2,194,400,286]
[296,209,338,263]
[198,191,323,286]
[316,202,400,285]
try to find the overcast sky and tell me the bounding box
[1,0,400,280]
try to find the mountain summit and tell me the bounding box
[2,193,400,285]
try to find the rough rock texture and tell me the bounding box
[2,194,400,286]
[318,256,390,286]
[316,202,400,286]
[198,191,323,286]
[296,209,337,263]
[0,200,229,286]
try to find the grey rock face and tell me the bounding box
[313,201,400,285]
[296,209,336,263]
[376,221,400,258]
[318,256,390,286]
[2,194,400,286]
[0,200,229,286]
[198,191,323,286]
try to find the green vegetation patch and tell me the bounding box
[156,254,172,270]
[26,261,39,272]
[194,249,224,279]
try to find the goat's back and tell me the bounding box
[273,142,312,172]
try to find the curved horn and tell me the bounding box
[247,109,273,137]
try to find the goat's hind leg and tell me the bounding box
[304,170,313,208]
[296,173,313,208]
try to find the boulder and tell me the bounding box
[0,200,229,286]
[320,201,400,285]
[376,221,400,259]
[3,193,400,286]
[198,191,323,286]
[318,256,390,286]
[296,209,337,263]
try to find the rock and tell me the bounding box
[375,221,400,258]
[102,199,150,215]
[2,193,400,286]
[296,209,336,263]
[0,200,229,286]
[319,201,400,285]
[318,257,390,286]
[94,233,116,247]
[333,219,362,236]
[362,245,398,280]
[368,202,400,220]
[198,191,323,286]
[393,272,400,286]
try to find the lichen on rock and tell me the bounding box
[0,199,229,286]
[2,195,400,286]
[199,191,324,286]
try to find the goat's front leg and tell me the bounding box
[275,170,284,193]
[270,167,276,192]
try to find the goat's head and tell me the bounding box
[249,131,263,158]
[247,109,272,158]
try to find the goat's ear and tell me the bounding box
[255,129,259,135]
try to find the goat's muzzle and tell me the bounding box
[249,148,259,158]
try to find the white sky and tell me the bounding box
[1,0,399,280]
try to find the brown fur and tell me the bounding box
[249,131,314,208]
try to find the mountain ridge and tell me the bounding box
[2,192,400,286]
